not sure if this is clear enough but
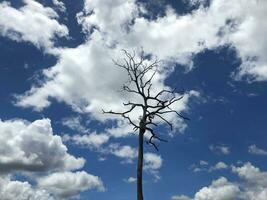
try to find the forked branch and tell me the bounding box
[103,49,189,151]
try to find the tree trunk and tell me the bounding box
[137,129,144,200]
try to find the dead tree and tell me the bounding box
[103,50,189,200]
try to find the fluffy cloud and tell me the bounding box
[199,160,208,166]
[61,116,88,133]
[0,118,85,173]
[109,144,137,163]
[0,176,53,200]
[144,153,162,171]
[124,176,137,183]
[37,171,104,199]
[77,0,138,41]
[15,37,128,114]
[173,162,267,200]
[209,144,230,155]
[190,161,228,173]
[194,177,240,200]
[171,195,192,200]
[63,132,109,149]
[172,177,239,200]
[232,162,267,200]
[15,32,197,135]
[14,0,198,138]
[209,162,228,172]
[126,0,267,80]
[15,0,267,145]
[0,118,105,199]
[52,0,66,12]
[143,152,163,180]
[105,121,134,138]
[0,0,68,53]
[248,144,267,156]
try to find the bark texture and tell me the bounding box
[137,129,144,200]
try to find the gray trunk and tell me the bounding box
[137,129,144,200]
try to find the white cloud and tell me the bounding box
[0,0,68,53]
[77,0,138,42]
[7,0,267,127]
[199,160,208,166]
[189,162,207,173]
[190,161,228,173]
[63,132,109,149]
[37,171,104,199]
[172,195,192,200]
[194,177,240,200]
[172,177,240,200]
[109,144,137,163]
[232,162,267,187]
[61,116,88,133]
[3,0,266,81]
[14,0,198,138]
[0,118,85,173]
[0,176,54,200]
[126,0,267,80]
[124,176,137,183]
[248,144,267,156]
[0,118,105,199]
[209,144,230,155]
[144,153,162,171]
[105,121,135,138]
[143,153,163,181]
[226,1,267,81]
[185,0,209,7]
[15,37,129,114]
[52,0,66,12]
[173,162,267,200]
[209,162,228,172]
[232,162,267,200]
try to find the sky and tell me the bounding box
[0,0,267,199]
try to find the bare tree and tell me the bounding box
[103,50,189,200]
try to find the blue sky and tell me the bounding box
[0,0,267,199]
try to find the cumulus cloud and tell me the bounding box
[63,132,109,149]
[77,0,138,41]
[194,177,240,200]
[0,118,105,199]
[0,0,68,53]
[199,160,208,166]
[14,0,199,138]
[108,144,137,163]
[209,144,230,155]
[14,1,267,148]
[105,121,134,138]
[143,153,163,180]
[2,0,266,82]
[124,176,137,183]
[172,177,239,200]
[0,118,85,173]
[248,144,267,156]
[171,195,192,200]
[0,176,54,200]
[144,153,162,171]
[173,162,267,200]
[126,0,267,80]
[209,162,228,172]
[37,171,104,199]
[52,0,66,12]
[190,161,228,173]
[61,116,88,133]
[232,162,267,200]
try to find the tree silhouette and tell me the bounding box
[103,49,189,200]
